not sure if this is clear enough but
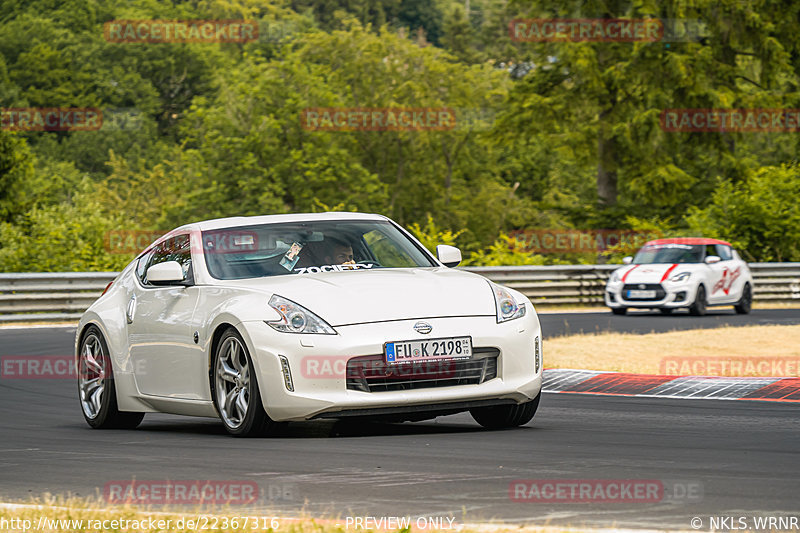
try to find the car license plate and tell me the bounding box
[385,336,472,365]
[627,289,657,298]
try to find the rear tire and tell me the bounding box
[212,328,277,437]
[78,325,144,429]
[689,285,707,316]
[470,393,540,429]
[611,307,627,315]
[734,283,752,314]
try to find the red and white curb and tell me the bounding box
[543,369,800,402]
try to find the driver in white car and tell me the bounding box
[323,237,356,266]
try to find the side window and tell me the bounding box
[705,244,717,259]
[363,229,417,267]
[141,234,193,285]
[136,249,155,284]
[716,245,733,261]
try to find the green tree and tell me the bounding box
[0,131,34,222]
[499,0,796,217]
[685,164,800,262]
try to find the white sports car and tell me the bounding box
[76,213,542,436]
[605,238,753,316]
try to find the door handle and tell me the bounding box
[126,295,137,324]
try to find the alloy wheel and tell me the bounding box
[78,333,107,420]
[215,336,251,429]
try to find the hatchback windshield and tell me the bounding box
[202,220,436,280]
[633,244,704,264]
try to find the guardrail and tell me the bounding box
[1,264,798,323]
[466,263,800,305]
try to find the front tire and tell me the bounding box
[470,393,541,429]
[78,325,144,429]
[659,308,674,315]
[611,307,627,315]
[734,283,752,314]
[689,285,707,316]
[212,328,276,437]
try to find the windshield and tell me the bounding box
[633,244,704,264]
[202,219,436,280]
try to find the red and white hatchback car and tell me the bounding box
[605,238,753,315]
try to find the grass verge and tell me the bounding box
[545,325,800,377]
[0,497,609,533]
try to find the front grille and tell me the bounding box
[622,283,666,301]
[346,348,500,393]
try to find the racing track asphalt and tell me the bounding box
[0,312,798,529]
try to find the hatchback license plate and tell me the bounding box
[385,336,472,365]
[627,289,657,299]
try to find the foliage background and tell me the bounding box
[1,0,798,271]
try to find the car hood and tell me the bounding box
[616,263,702,283]
[221,268,496,325]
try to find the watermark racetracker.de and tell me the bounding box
[660,357,800,378]
[1,355,147,379]
[103,480,298,505]
[509,479,703,503]
[1,107,146,132]
[104,229,260,255]
[300,107,498,132]
[509,18,664,42]
[661,108,800,132]
[1,356,78,380]
[301,107,457,132]
[103,20,258,43]
[301,355,458,380]
[509,18,706,43]
[508,229,661,254]
[1,108,102,131]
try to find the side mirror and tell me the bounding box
[705,255,721,264]
[622,256,633,264]
[436,245,462,268]
[147,261,185,284]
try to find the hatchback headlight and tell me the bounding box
[490,282,526,323]
[670,272,691,282]
[267,295,337,334]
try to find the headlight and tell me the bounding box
[609,271,621,283]
[490,282,526,323]
[267,295,337,334]
[670,272,691,282]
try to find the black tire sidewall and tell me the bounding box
[471,392,541,429]
[736,283,752,313]
[690,285,707,315]
[78,325,116,428]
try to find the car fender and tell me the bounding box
[195,288,283,377]
[76,285,133,375]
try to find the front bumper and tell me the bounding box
[605,280,698,309]
[237,312,542,421]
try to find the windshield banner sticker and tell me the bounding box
[645,243,692,250]
[294,263,375,274]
